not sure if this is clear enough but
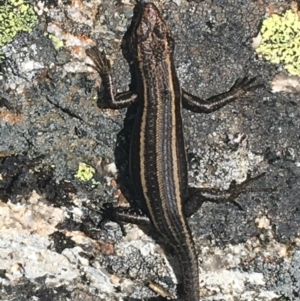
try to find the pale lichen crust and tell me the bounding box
[0,0,38,61]
[256,8,300,76]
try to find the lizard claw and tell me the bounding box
[86,46,111,75]
[227,172,273,205]
[231,76,264,98]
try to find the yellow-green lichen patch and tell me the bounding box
[47,34,64,50]
[0,0,38,51]
[75,162,95,182]
[256,9,300,76]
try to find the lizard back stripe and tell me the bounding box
[136,35,199,300]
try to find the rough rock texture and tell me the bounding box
[0,0,299,300]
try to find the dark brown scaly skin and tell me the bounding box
[86,2,265,300]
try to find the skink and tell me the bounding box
[86,2,263,300]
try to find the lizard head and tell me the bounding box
[133,2,175,61]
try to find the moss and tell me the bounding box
[0,0,38,59]
[256,9,300,76]
[75,162,95,182]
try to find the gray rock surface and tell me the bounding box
[1,0,299,300]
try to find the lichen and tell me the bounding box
[47,34,64,50]
[75,162,95,182]
[256,9,300,76]
[0,0,38,60]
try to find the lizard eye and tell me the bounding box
[153,22,166,39]
[138,21,151,41]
